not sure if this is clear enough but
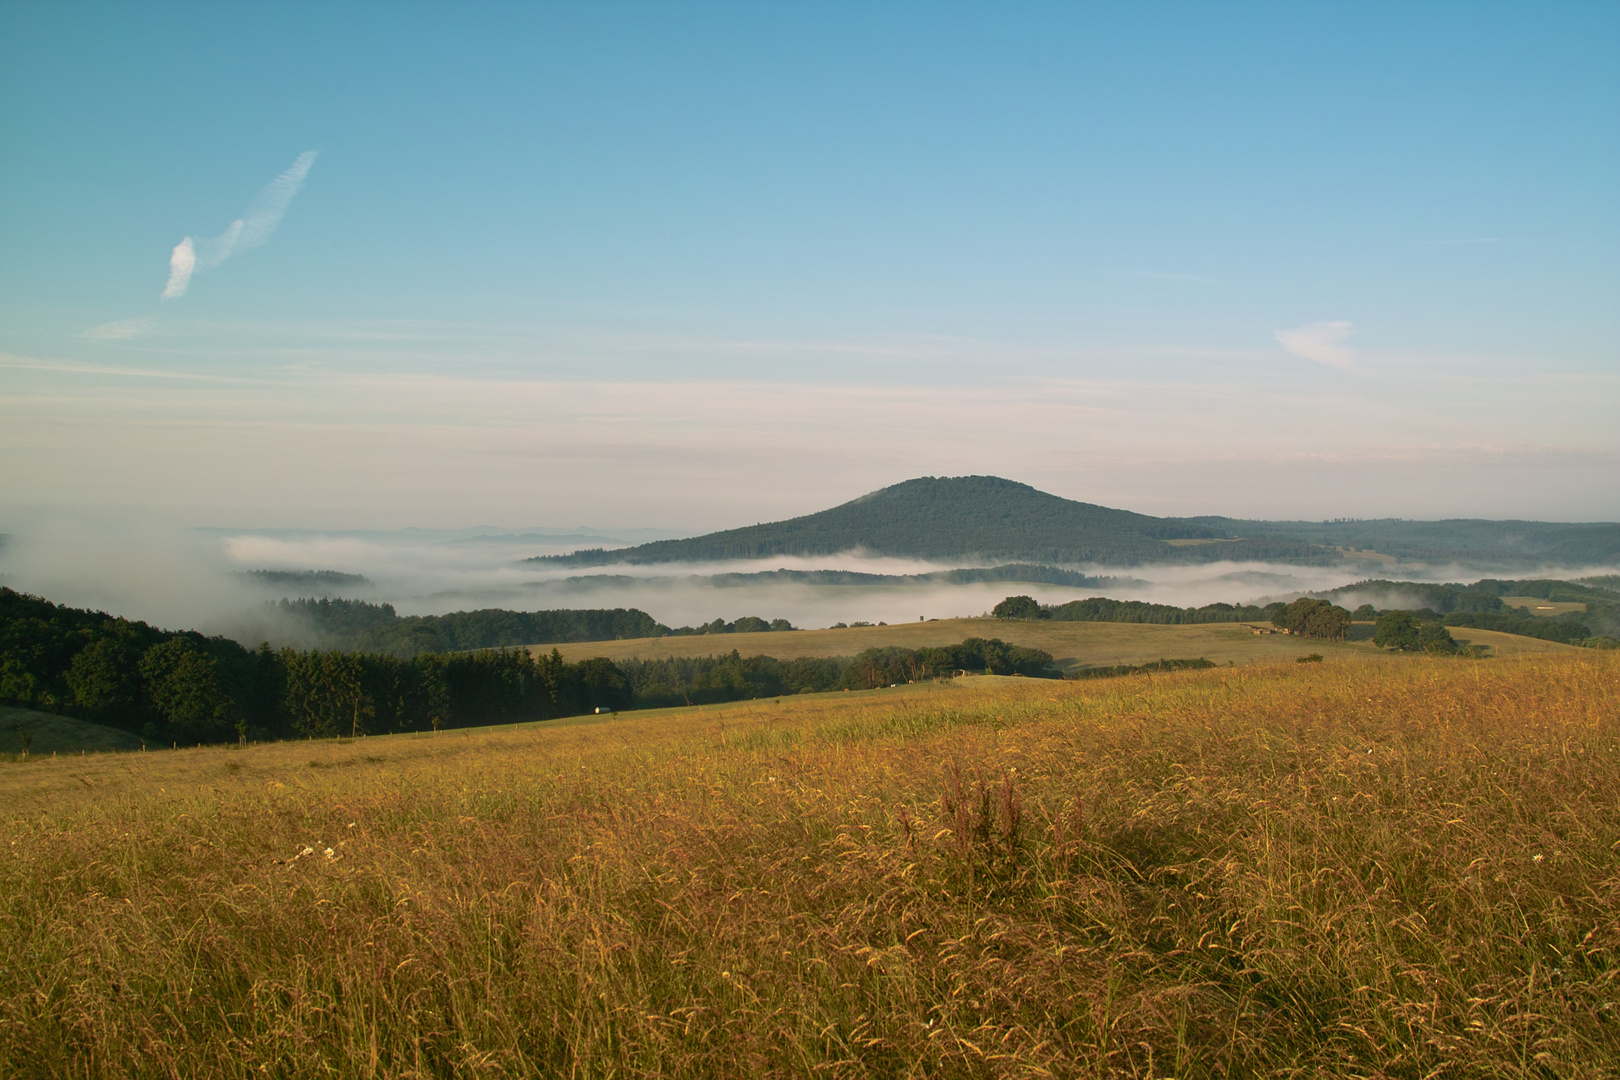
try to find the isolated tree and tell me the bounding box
[992,595,1043,620]
[1275,598,1352,641]
[1374,611,1421,651]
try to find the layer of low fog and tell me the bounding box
[2,518,1615,647]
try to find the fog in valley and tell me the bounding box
[4,517,1615,648]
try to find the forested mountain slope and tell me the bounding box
[533,476,1328,567]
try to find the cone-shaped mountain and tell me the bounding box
[534,476,1325,567]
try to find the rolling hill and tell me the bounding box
[530,476,1330,568]
[1183,516,1620,566]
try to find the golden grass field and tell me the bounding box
[538,616,1577,672]
[3,651,1617,1078]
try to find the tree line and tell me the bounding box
[1324,576,1620,614]
[995,590,1468,651]
[995,592,1429,646]
[620,638,1060,709]
[277,597,795,656]
[2,588,630,745]
[992,578,1619,649]
[993,593,1335,631]
[1431,611,1595,646]
[1032,596,1284,626]
[1326,577,1618,645]
[3,588,1061,746]
[1178,519,1620,567]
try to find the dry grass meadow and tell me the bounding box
[3,652,1618,1078]
[539,616,1577,672]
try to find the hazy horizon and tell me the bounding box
[3,513,1614,647]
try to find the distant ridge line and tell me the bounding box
[526,476,1620,570]
[528,476,1331,568]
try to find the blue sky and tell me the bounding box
[2,2,1616,529]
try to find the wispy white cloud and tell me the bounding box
[1274,320,1355,370]
[82,315,158,341]
[161,150,318,300]
[161,238,197,299]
